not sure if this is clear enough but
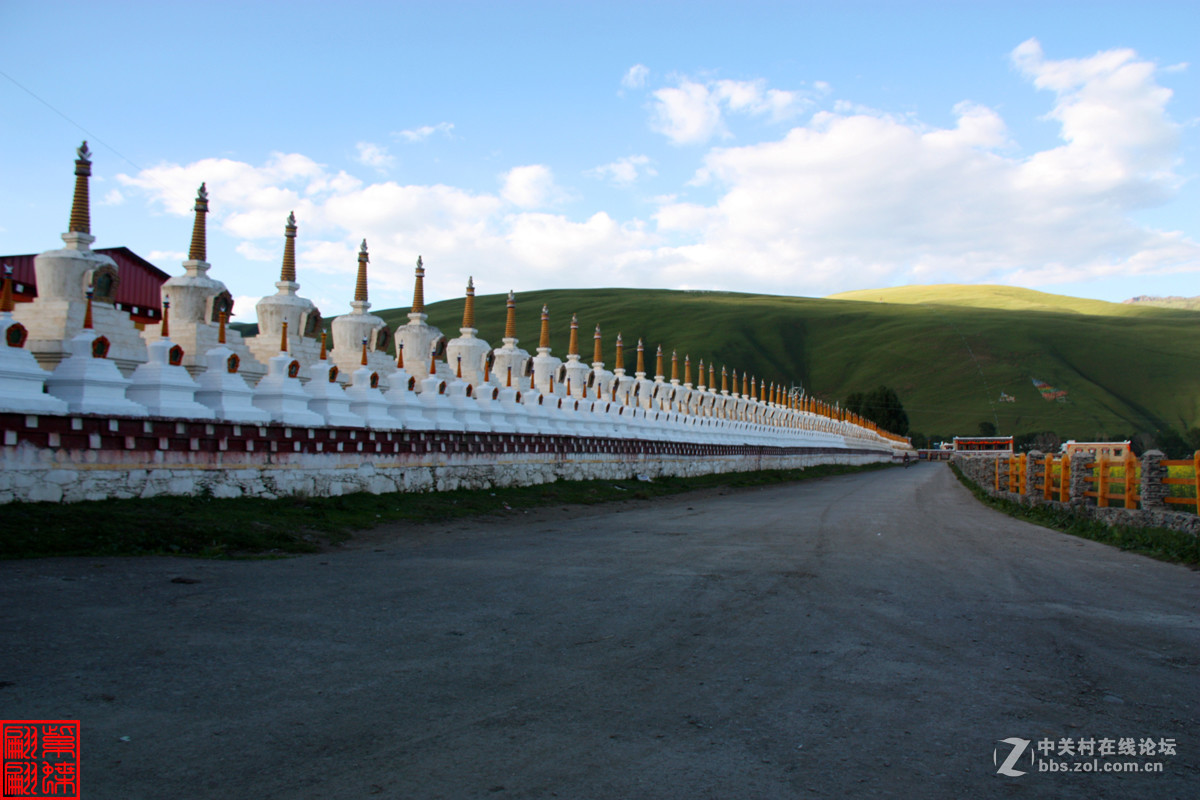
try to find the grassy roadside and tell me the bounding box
[0,462,894,559]
[949,462,1200,567]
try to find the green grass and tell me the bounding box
[950,462,1200,567]
[344,284,1200,440]
[0,462,893,559]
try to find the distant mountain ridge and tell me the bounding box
[1123,295,1200,310]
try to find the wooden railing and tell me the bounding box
[1161,452,1200,513]
[991,451,1200,514]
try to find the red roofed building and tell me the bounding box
[0,246,168,326]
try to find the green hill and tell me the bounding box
[339,284,1200,441]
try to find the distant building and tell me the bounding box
[1060,440,1131,460]
[1,246,168,326]
[953,436,1014,452]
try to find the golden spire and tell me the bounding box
[188,183,209,262]
[279,320,289,354]
[731,368,738,394]
[281,212,298,282]
[161,299,171,338]
[1,264,15,313]
[218,311,227,344]
[568,313,579,356]
[592,323,601,363]
[751,376,757,399]
[412,256,425,314]
[429,351,437,375]
[636,339,645,375]
[697,358,705,386]
[539,305,550,349]
[456,354,462,378]
[462,277,476,329]
[743,373,749,396]
[83,288,94,330]
[68,141,92,235]
[354,239,369,302]
[361,337,369,366]
[319,331,328,360]
[506,366,513,388]
[396,342,404,369]
[504,290,516,339]
[615,334,624,371]
[530,371,535,390]
[721,366,728,393]
[484,357,490,382]
[671,350,679,382]
[655,345,663,379]
[684,355,691,385]
[708,363,715,390]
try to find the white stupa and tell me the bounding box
[342,338,400,430]
[143,183,262,382]
[14,142,147,375]
[44,291,147,416]
[251,321,324,426]
[245,212,322,371]
[304,333,364,428]
[193,313,272,424]
[330,240,393,386]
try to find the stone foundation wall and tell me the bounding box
[0,412,889,504]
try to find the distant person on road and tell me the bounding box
[903,452,911,467]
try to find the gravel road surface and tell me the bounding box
[3,463,1197,799]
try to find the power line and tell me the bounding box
[0,67,149,177]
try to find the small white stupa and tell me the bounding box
[44,290,147,416]
[304,332,364,428]
[382,343,433,430]
[246,212,322,371]
[0,264,68,414]
[330,240,393,385]
[251,321,324,426]
[193,313,272,424]
[15,142,147,374]
[416,354,465,432]
[343,338,400,430]
[125,300,214,418]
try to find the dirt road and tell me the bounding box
[2,464,1196,798]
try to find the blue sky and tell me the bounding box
[1,1,1197,321]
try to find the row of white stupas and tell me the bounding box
[0,143,906,447]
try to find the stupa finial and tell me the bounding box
[188,183,209,262]
[504,290,517,340]
[354,239,369,303]
[412,256,425,314]
[68,141,92,235]
[280,212,298,282]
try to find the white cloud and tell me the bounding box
[644,41,1196,295]
[650,80,727,145]
[587,155,657,186]
[394,122,455,142]
[147,249,186,264]
[622,64,649,90]
[102,189,125,205]
[649,77,809,145]
[355,142,395,171]
[500,164,564,208]
[114,42,1197,323]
